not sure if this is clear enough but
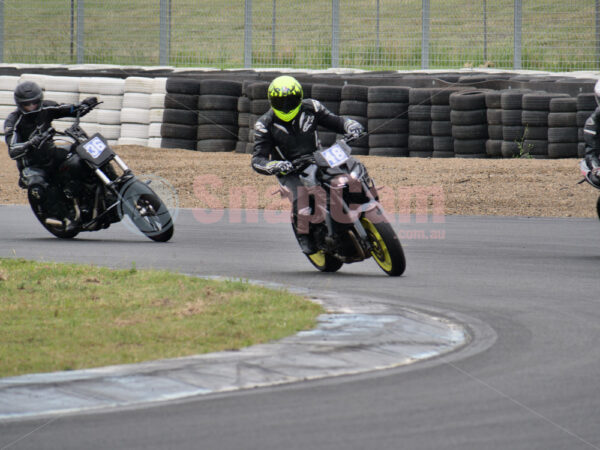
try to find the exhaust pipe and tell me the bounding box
[45,218,63,227]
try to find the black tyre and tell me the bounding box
[28,191,79,239]
[361,210,406,276]
[596,195,600,221]
[119,179,174,242]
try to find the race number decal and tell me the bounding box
[83,136,107,159]
[321,143,349,168]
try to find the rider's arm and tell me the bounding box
[4,113,33,160]
[43,100,79,120]
[309,99,347,134]
[584,107,600,168]
[251,116,279,175]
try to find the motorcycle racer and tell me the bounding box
[251,75,363,253]
[4,80,96,213]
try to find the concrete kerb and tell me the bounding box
[0,277,475,421]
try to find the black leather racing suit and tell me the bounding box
[584,106,600,170]
[4,100,79,201]
[251,98,358,241]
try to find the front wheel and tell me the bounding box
[596,195,600,220]
[119,179,174,242]
[361,210,406,276]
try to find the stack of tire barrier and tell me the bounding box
[160,77,200,150]
[367,86,409,157]
[148,78,168,148]
[408,88,433,157]
[548,96,578,158]
[235,84,252,153]
[247,81,270,154]
[197,79,242,152]
[520,92,568,158]
[78,77,125,146]
[312,83,342,148]
[0,76,20,135]
[450,90,488,158]
[484,90,505,158]
[338,84,369,154]
[500,89,530,158]
[431,87,465,158]
[117,77,155,147]
[576,93,595,158]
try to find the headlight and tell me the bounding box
[331,175,350,187]
[350,165,363,180]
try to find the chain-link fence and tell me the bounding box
[1,0,598,71]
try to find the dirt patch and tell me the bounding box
[1,143,597,218]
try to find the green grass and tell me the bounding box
[0,258,323,378]
[1,0,597,71]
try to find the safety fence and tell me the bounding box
[0,0,598,72]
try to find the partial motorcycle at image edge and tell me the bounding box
[579,159,600,220]
[279,135,406,276]
[21,102,174,242]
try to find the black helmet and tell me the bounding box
[14,81,43,114]
[268,75,303,122]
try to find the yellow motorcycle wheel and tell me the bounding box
[306,250,343,273]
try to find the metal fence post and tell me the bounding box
[514,0,522,70]
[272,0,276,63]
[159,0,170,65]
[244,0,252,68]
[0,0,4,63]
[483,0,487,63]
[422,0,429,69]
[376,0,380,50]
[77,0,84,64]
[596,0,600,68]
[331,0,339,68]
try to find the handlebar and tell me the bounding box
[343,131,366,144]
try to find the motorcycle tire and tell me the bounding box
[361,210,406,276]
[118,179,174,242]
[596,195,600,221]
[306,251,344,273]
[28,192,79,239]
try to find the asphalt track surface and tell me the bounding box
[1,205,600,450]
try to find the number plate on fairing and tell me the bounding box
[320,143,349,168]
[76,133,114,167]
[83,136,107,159]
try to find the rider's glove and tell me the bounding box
[78,96,98,116]
[81,96,98,107]
[344,119,364,138]
[266,160,293,175]
[27,133,44,149]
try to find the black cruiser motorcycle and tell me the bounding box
[25,102,173,242]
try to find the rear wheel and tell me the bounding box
[292,221,343,273]
[361,210,406,276]
[305,251,344,273]
[119,179,174,242]
[28,191,79,239]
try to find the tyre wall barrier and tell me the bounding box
[0,68,597,158]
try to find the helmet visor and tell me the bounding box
[270,94,302,114]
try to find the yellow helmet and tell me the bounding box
[268,76,303,122]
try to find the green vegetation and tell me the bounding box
[1,0,597,71]
[0,258,323,378]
